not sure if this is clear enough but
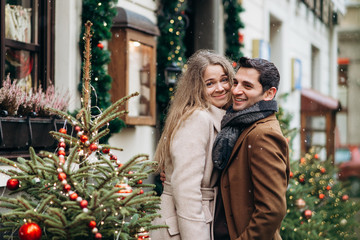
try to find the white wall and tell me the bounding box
[54,0,83,112]
[241,0,339,159]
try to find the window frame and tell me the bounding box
[109,28,157,126]
[0,0,55,89]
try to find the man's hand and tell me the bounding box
[160,170,166,183]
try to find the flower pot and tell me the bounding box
[0,117,67,158]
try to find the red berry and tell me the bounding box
[137,180,143,184]
[320,168,326,174]
[58,150,66,156]
[59,155,65,164]
[63,184,71,192]
[97,43,104,50]
[58,142,66,148]
[89,143,98,151]
[102,148,110,154]
[326,185,332,190]
[74,126,81,132]
[6,178,20,190]
[95,233,102,239]
[319,193,325,199]
[80,135,88,143]
[59,128,67,134]
[138,189,144,195]
[289,171,294,178]
[110,155,117,161]
[69,192,78,201]
[58,172,67,181]
[80,200,88,208]
[89,220,96,228]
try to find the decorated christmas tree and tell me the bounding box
[0,22,162,240]
[280,149,360,239]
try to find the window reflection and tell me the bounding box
[128,41,153,117]
[5,48,34,90]
[5,0,34,43]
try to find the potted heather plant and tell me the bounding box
[0,75,69,158]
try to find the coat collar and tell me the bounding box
[208,105,226,133]
[224,113,277,170]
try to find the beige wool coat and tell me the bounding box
[151,105,226,240]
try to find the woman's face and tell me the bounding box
[203,65,231,108]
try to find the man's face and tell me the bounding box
[231,67,267,111]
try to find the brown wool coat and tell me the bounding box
[151,105,225,240]
[219,114,290,240]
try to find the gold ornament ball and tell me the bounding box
[295,198,306,209]
[340,219,347,226]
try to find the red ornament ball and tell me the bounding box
[19,222,42,240]
[63,184,71,192]
[7,178,20,190]
[95,233,102,239]
[89,220,97,228]
[58,142,66,148]
[289,171,294,178]
[89,143,98,151]
[80,200,88,209]
[80,135,88,143]
[74,126,81,132]
[320,167,326,174]
[326,185,332,191]
[298,176,305,183]
[137,180,143,184]
[314,154,319,159]
[57,150,66,156]
[58,172,67,181]
[59,128,67,134]
[138,189,144,195]
[342,194,349,201]
[97,42,104,50]
[59,155,65,164]
[319,193,325,200]
[304,209,312,219]
[69,192,78,201]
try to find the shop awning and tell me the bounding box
[301,88,341,112]
[113,7,160,36]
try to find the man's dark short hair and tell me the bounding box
[238,57,280,92]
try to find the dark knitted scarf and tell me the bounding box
[212,100,278,170]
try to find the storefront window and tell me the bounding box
[1,0,54,90]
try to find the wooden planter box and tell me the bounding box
[0,117,67,159]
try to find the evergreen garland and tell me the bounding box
[156,0,188,129]
[223,0,245,62]
[79,0,125,143]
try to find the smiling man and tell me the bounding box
[212,57,290,240]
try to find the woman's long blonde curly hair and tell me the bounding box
[154,49,235,170]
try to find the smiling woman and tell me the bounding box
[151,49,235,240]
[204,65,231,108]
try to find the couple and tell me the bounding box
[152,50,290,240]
